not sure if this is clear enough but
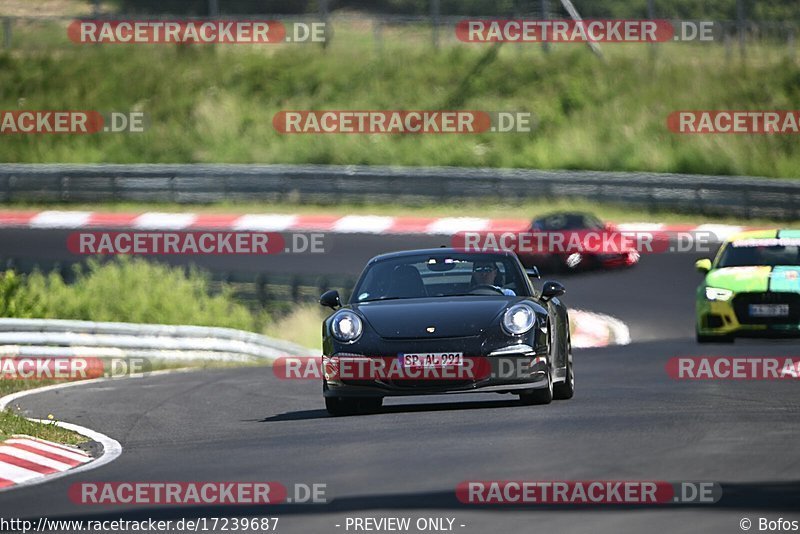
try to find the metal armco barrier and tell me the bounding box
[1,164,798,220]
[0,318,317,362]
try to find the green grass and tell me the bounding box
[0,18,799,177]
[0,258,266,329]
[265,303,329,350]
[0,409,88,445]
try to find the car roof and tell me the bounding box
[725,229,780,243]
[534,211,592,218]
[367,247,517,264]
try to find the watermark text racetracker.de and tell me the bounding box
[69,481,327,505]
[273,111,534,134]
[667,357,800,380]
[457,481,721,505]
[275,355,549,382]
[0,111,146,135]
[0,356,151,380]
[69,19,326,44]
[668,111,800,134]
[456,19,717,43]
[452,230,719,255]
[68,232,326,255]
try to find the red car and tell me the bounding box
[514,212,641,273]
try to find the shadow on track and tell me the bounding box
[255,398,526,422]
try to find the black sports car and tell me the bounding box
[318,248,574,415]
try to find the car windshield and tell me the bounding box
[717,239,800,268]
[533,213,604,231]
[352,253,529,303]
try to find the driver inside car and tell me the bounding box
[471,261,516,296]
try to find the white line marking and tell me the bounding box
[615,222,666,232]
[425,217,489,235]
[133,212,197,230]
[29,211,93,228]
[333,216,395,234]
[232,214,298,231]
[694,224,743,242]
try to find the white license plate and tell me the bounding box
[749,304,790,317]
[400,352,463,368]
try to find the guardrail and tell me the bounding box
[1,164,799,220]
[0,318,317,362]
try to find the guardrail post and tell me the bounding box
[724,24,732,64]
[291,276,301,303]
[737,0,746,61]
[647,0,656,59]
[431,0,441,50]
[373,19,383,54]
[3,18,12,50]
[256,274,269,308]
[540,0,549,53]
[319,0,330,50]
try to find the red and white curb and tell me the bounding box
[0,210,750,240]
[0,381,122,493]
[0,436,91,489]
[571,310,631,349]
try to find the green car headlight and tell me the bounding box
[705,287,733,301]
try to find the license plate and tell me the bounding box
[400,352,463,368]
[749,304,790,317]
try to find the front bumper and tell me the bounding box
[696,293,800,337]
[323,352,549,398]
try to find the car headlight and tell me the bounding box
[705,287,733,301]
[331,310,363,342]
[502,304,536,335]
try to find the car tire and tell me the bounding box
[696,330,734,344]
[325,397,382,416]
[519,370,553,405]
[553,362,574,400]
[325,397,359,416]
[553,350,574,400]
[360,397,383,414]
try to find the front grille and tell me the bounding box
[381,378,476,389]
[733,292,800,325]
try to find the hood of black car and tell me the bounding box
[352,296,518,339]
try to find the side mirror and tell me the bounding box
[695,258,712,274]
[525,267,541,279]
[319,289,342,310]
[541,281,566,300]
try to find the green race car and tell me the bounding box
[695,229,800,343]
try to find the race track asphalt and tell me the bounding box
[0,229,798,534]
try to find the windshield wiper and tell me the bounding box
[360,296,408,302]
